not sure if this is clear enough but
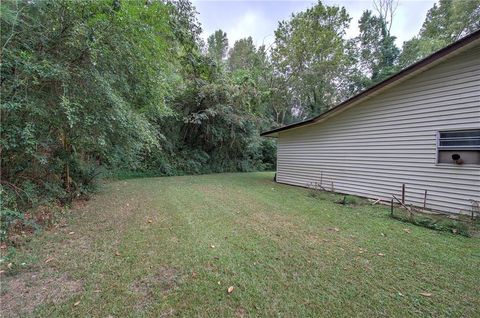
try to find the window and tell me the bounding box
[437,129,480,165]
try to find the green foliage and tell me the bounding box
[207,29,229,63]
[399,0,480,68]
[162,55,272,173]
[228,37,263,72]
[420,0,480,41]
[338,195,363,206]
[0,201,25,242]
[355,10,400,88]
[0,184,43,242]
[391,208,479,237]
[272,1,353,118]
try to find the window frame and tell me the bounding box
[435,128,480,165]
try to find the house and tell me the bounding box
[261,30,480,215]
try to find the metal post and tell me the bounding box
[423,190,427,210]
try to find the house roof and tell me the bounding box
[261,29,480,137]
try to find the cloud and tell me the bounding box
[226,11,269,46]
[195,0,437,51]
[200,8,275,49]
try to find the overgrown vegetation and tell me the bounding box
[391,207,480,237]
[1,0,479,241]
[306,182,480,236]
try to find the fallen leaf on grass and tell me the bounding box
[74,301,80,306]
[227,286,234,294]
[115,251,121,256]
[420,292,432,297]
[377,253,385,256]
[44,257,54,264]
[327,227,340,232]
[68,231,75,235]
[192,272,197,278]
[147,220,153,224]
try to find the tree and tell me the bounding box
[399,0,480,68]
[355,10,399,88]
[207,29,228,63]
[373,0,398,33]
[420,0,480,41]
[271,1,352,118]
[228,37,259,71]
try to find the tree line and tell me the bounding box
[1,0,479,240]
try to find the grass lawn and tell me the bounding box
[2,172,479,317]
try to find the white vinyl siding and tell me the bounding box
[276,44,480,214]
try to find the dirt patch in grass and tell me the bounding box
[0,270,83,317]
[158,308,175,317]
[71,198,90,210]
[129,266,180,310]
[235,306,247,317]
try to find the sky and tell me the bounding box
[192,0,437,49]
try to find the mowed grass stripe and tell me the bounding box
[2,172,479,317]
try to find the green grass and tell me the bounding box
[2,172,479,317]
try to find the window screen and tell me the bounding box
[438,130,480,148]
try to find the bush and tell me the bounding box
[0,208,25,242]
[260,138,277,170]
[337,195,365,206]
